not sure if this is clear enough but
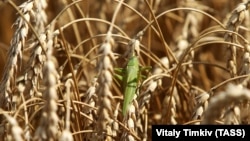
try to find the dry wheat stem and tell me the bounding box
[144,0,177,63]
[174,7,201,85]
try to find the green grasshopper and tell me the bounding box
[115,32,149,116]
[122,42,140,116]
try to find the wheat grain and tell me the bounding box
[223,106,241,124]
[59,130,73,141]
[192,92,209,124]
[112,103,119,138]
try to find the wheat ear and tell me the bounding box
[224,2,250,77]
[34,29,60,140]
[59,79,73,141]
[96,32,115,140]
[1,111,24,141]
[202,83,250,124]
[83,77,98,140]
[95,0,124,140]
[33,0,48,34]
[0,0,34,109]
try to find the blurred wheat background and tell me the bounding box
[0,0,250,140]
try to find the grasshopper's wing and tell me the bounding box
[122,56,140,116]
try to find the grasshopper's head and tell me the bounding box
[132,39,140,57]
[125,39,140,58]
[125,31,143,58]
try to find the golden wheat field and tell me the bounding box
[0,0,250,140]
